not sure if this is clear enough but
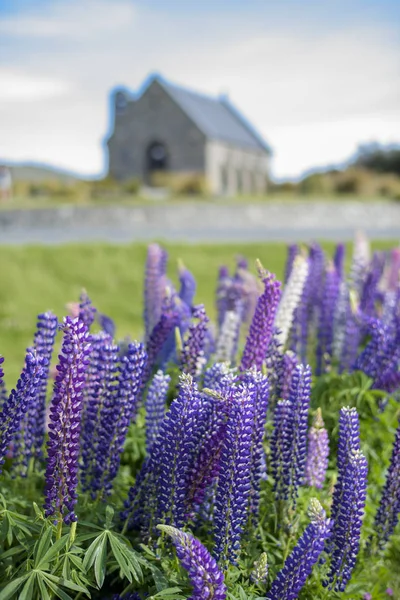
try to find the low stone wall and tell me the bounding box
[0,201,399,244]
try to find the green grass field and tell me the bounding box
[0,240,396,386]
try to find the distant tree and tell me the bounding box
[355,143,400,176]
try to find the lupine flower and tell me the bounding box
[213,385,255,563]
[143,299,180,382]
[79,290,97,329]
[329,407,360,537]
[267,499,331,600]
[359,252,385,318]
[305,409,329,489]
[97,312,116,337]
[241,263,281,371]
[203,363,237,393]
[284,244,298,283]
[0,351,44,474]
[180,304,209,378]
[276,350,298,401]
[94,342,147,497]
[333,243,346,280]
[216,266,231,330]
[241,370,269,519]
[355,319,400,392]
[158,525,227,600]
[80,335,119,494]
[214,310,241,364]
[251,552,269,586]
[234,259,260,324]
[325,449,368,591]
[178,261,197,307]
[271,365,311,503]
[0,356,7,410]
[386,588,394,596]
[275,254,309,348]
[144,243,168,343]
[316,263,340,375]
[372,417,400,549]
[44,318,91,523]
[12,312,58,475]
[387,247,400,291]
[145,370,171,452]
[350,230,371,294]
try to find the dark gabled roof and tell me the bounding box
[151,75,271,153]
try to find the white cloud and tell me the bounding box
[0,0,399,178]
[0,69,72,102]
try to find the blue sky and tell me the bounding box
[0,0,399,179]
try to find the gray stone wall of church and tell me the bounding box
[107,81,206,181]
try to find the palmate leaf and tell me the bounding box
[108,532,143,584]
[149,587,185,599]
[0,574,29,600]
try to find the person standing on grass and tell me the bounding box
[0,165,12,201]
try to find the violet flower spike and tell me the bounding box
[0,351,44,474]
[324,449,368,591]
[181,304,209,378]
[145,370,171,452]
[267,499,332,600]
[0,356,7,411]
[241,264,281,371]
[213,386,255,563]
[79,290,97,330]
[373,417,400,549]
[144,243,168,343]
[158,525,227,600]
[44,317,91,523]
[305,408,329,489]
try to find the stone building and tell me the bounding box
[106,74,271,195]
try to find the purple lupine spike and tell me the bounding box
[80,335,119,493]
[324,449,368,591]
[178,261,197,307]
[95,342,147,498]
[267,499,331,600]
[216,266,232,330]
[145,370,171,452]
[203,362,237,393]
[97,313,116,337]
[270,399,292,500]
[44,317,91,523]
[185,392,230,518]
[264,328,284,402]
[144,300,180,382]
[339,300,362,373]
[0,350,44,474]
[316,263,340,375]
[359,252,385,318]
[387,247,400,291]
[241,265,281,372]
[155,374,207,528]
[333,243,346,280]
[213,385,255,563]
[277,350,298,400]
[235,262,260,324]
[373,417,400,549]
[180,304,209,379]
[283,364,312,504]
[79,290,97,329]
[305,409,329,488]
[158,525,227,600]
[12,312,58,476]
[0,356,7,411]
[144,243,168,343]
[241,370,269,518]
[284,244,299,284]
[329,407,360,529]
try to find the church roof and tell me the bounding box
[140,75,271,153]
[158,77,270,153]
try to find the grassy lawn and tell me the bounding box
[0,240,396,386]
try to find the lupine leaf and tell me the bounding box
[36,535,69,569]
[94,534,108,587]
[33,526,53,567]
[0,574,29,600]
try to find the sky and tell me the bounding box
[0,0,399,180]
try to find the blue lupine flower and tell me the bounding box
[158,525,226,600]
[241,266,281,371]
[0,350,44,474]
[267,499,331,600]
[373,417,400,549]
[305,409,329,489]
[44,317,91,523]
[325,449,368,591]
[316,264,340,375]
[144,243,168,343]
[180,304,209,378]
[79,290,97,330]
[145,370,171,452]
[213,385,255,563]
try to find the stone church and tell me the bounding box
[106,74,271,195]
